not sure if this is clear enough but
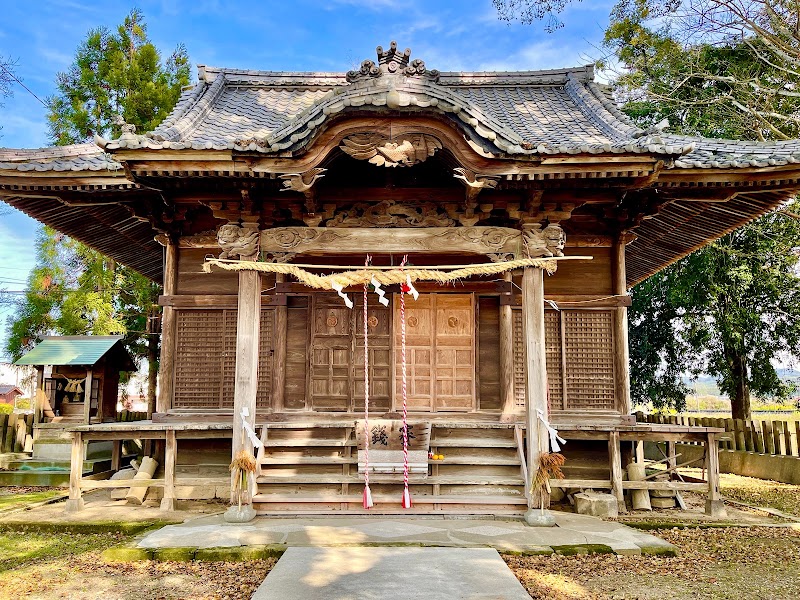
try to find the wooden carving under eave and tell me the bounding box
[523,224,566,258]
[340,133,442,167]
[217,223,260,260]
[279,168,327,197]
[453,168,499,202]
[325,199,454,228]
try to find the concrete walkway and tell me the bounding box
[136,512,675,555]
[252,547,530,599]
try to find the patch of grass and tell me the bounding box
[0,490,64,512]
[0,528,129,572]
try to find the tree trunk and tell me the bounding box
[147,331,158,416]
[729,351,751,420]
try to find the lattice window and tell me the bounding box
[174,308,275,410]
[563,311,616,410]
[545,311,563,409]
[174,310,227,409]
[512,309,526,409]
[512,309,563,410]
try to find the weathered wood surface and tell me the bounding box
[232,271,261,457]
[65,432,84,513]
[160,429,177,511]
[500,273,516,417]
[157,240,178,413]
[260,226,523,257]
[522,267,549,509]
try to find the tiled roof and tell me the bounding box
[0,144,123,173]
[88,52,800,169]
[0,385,22,396]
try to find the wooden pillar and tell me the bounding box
[34,369,43,427]
[111,440,122,472]
[499,272,516,419]
[82,369,93,424]
[522,267,549,509]
[157,239,179,414]
[705,432,727,517]
[160,428,177,511]
[608,431,625,506]
[232,271,261,459]
[612,234,631,415]
[65,432,84,513]
[271,274,287,413]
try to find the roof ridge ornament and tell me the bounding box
[346,41,439,83]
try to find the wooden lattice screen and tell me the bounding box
[512,309,563,410]
[512,309,616,412]
[173,308,275,410]
[563,311,616,410]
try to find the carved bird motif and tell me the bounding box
[279,168,327,193]
[340,134,441,167]
[453,167,499,190]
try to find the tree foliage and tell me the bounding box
[6,10,188,409]
[496,0,800,416]
[47,8,189,145]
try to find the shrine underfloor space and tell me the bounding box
[135,513,676,556]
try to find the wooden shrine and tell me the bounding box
[3,42,800,516]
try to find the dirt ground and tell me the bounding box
[0,473,797,599]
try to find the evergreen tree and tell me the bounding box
[6,10,189,412]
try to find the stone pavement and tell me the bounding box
[252,547,530,600]
[136,512,676,555]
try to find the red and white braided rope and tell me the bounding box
[399,256,411,508]
[362,256,373,508]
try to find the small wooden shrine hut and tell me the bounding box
[3,43,800,516]
[14,336,136,424]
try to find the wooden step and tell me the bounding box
[258,456,520,467]
[252,494,527,505]
[264,439,356,447]
[429,439,517,448]
[256,475,524,485]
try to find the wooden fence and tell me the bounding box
[0,410,148,455]
[0,413,34,453]
[636,412,800,457]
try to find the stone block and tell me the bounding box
[650,489,676,498]
[650,496,676,509]
[574,491,619,518]
[549,487,565,502]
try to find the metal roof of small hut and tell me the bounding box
[2,42,800,286]
[14,336,136,370]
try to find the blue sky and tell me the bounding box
[0,0,614,358]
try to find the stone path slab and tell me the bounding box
[252,547,530,600]
[135,512,676,555]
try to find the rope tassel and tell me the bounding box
[399,256,412,509]
[362,256,373,509]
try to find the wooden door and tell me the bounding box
[395,294,435,410]
[394,294,475,412]
[434,295,475,410]
[353,294,392,413]
[310,296,353,411]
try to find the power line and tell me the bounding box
[0,62,47,108]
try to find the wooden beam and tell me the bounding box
[159,294,239,308]
[232,271,261,461]
[157,240,178,413]
[612,234,632,415]
[261,226,523,257]
[82,369,93,424]
[608,430,625,508]
[705,432,727,517]
[272,275,288,412]
[65,432,84,513]
[499,273,516,418]
[160,429,177,511]
[522,266,549,509]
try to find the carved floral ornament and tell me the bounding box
[340,133,442,167]
[346,41,440,83]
